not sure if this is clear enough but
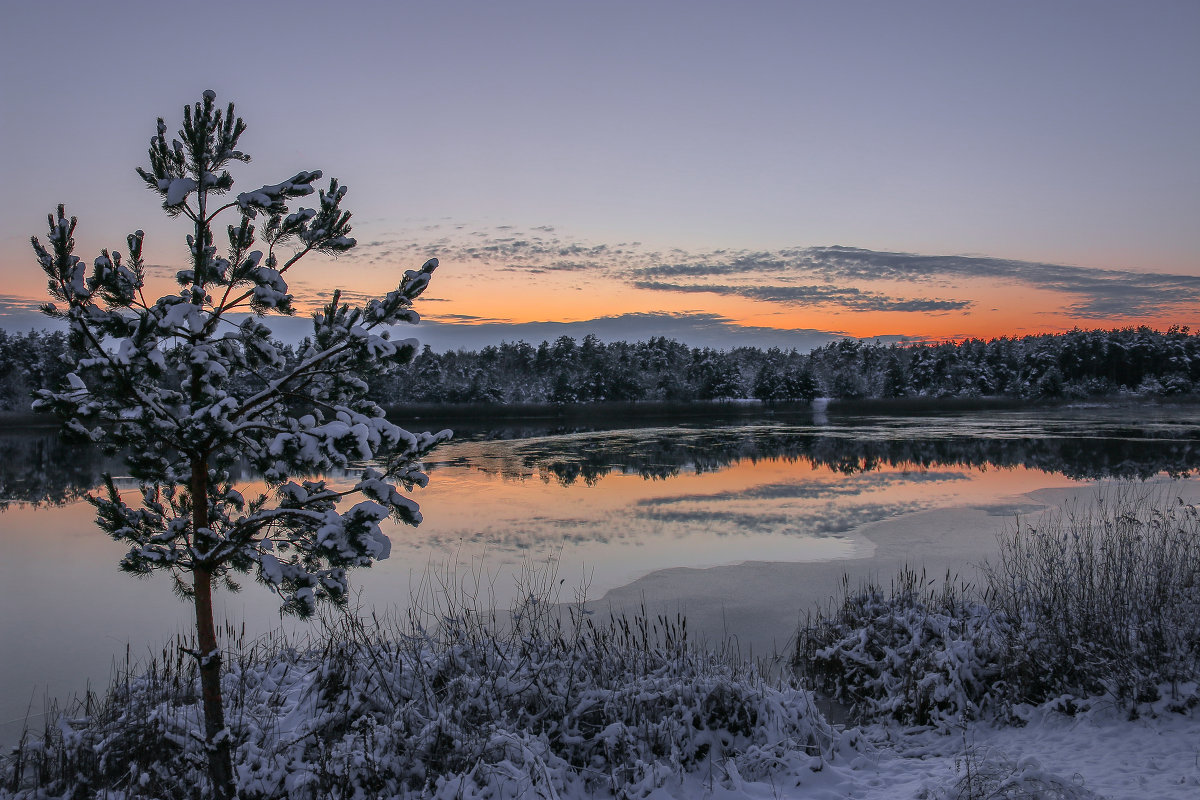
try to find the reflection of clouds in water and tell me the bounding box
[408,516,640,554]
[636,470,970,508]
[635,509,794,532]
[638,501,930,535]
[396,461,964,555]
[400,495,934,556]
[805,501,928,533]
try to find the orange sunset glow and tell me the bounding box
[0,2,1194,356]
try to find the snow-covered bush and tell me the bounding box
[1137,374,1194,397]
[795,490,1200,727]
[1,582,836,799]
[794,569,1006,728]
[934,744,1102,800]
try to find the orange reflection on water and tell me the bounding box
[367,441,1081,606]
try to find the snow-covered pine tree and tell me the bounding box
[31,90,449,799]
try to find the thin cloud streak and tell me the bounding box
[0,296,49,316]
[632,281,971,313]
[802,247,1200,317]
[346,225,1200,319]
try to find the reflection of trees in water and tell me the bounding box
[3,418,1197,507]
[0,431,115,509]
[448,426,1200,487]
[803,435,1198,481]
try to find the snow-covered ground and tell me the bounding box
[661,704,1200,799]
[799,704,1199,799]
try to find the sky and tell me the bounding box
[1,0,1197,351]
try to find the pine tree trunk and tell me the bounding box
[192,456,234,799]
[194,566,234,798]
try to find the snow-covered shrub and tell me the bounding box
[934,745,1102,799]
[1135,376,1167,397]
[794,569,1006,728]
[1161,373,1195,395]
[794,490,1200,727]
[1,583,836,799]
[1138,373,1195,396]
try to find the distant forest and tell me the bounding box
[1,326,1198,412]
[371,326,1200,405]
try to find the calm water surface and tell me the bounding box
[2,403,1199,741]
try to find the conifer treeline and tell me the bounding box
[368,326,1199,405]
[2,326,1197,411]
[0,330,70,411]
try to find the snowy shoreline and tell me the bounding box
[597,477,1200,661]
[5,480,1200,798]
[586,478,1200,798]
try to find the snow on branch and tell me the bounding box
[236,171,321,217]
[31,90,451,627]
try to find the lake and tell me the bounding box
[2,402,1199,744]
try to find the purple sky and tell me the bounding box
[1,0,1197,350]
